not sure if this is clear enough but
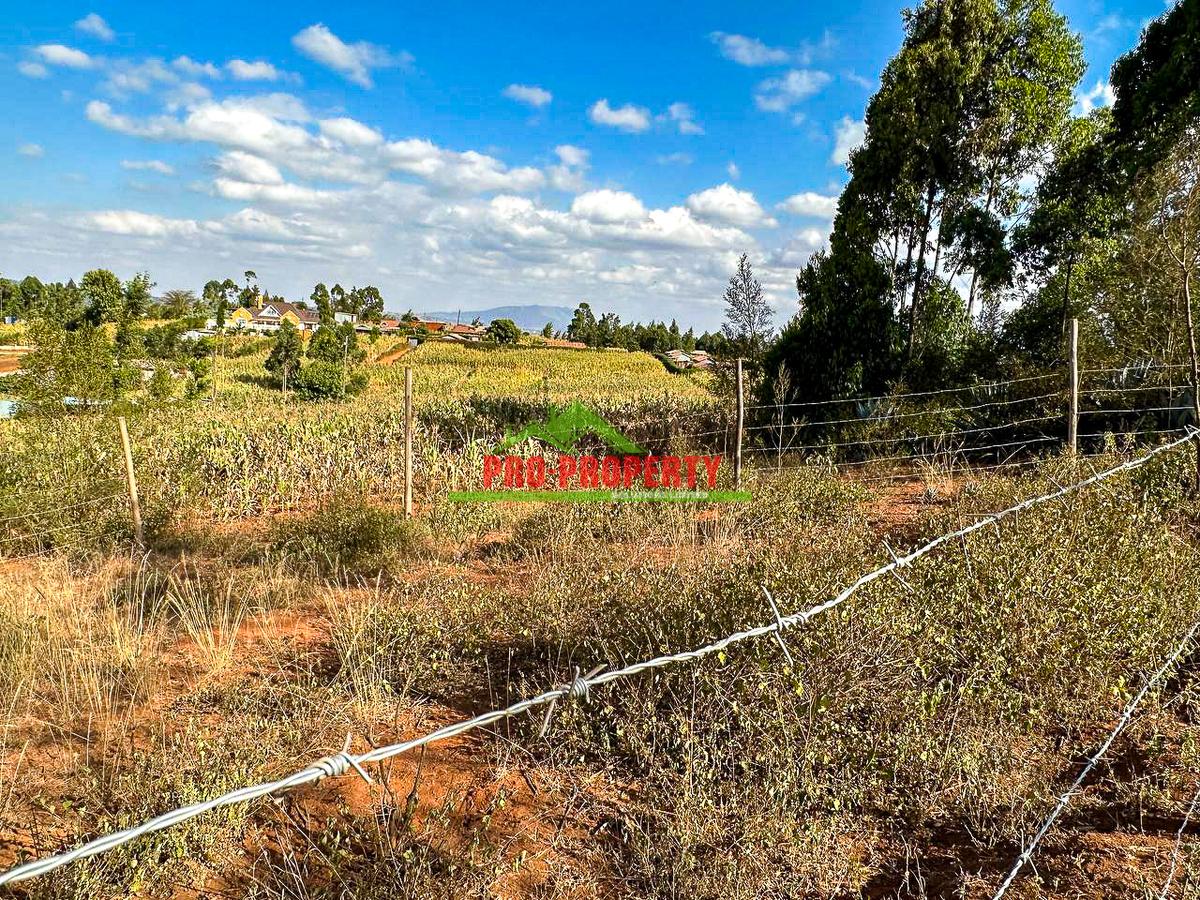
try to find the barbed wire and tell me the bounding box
[1158,778,1200,900]
[0,493,124,526]
[992,617,1200,899]
[1,431,1194,889]
[740,392,1061,433]
[741,373,1062,413]
[0,522,84,546]
[0,479,123,504]
[739,413,1062,454]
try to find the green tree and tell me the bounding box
[1014,110,1125,331]
[311,283,333,327]
[1108,0,1200,182]
[541,322,554,338]
[18,320,117,410]
[355,285,384,322]
[39,282,85,326]
[721,253,773,359]
[160,289,198,319]
[265,318,304,392]
[123,272,154,320]
[487,318,521,345]
[567,302,598,346]
[81,269,124,324]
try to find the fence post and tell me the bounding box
[1067,318,1079,454]
[734,358,745,489]
[404,366,413,518]
[117,416,144,547]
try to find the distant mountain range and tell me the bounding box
[419,305,574,332]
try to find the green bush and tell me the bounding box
[292,360,367,400]
[272,494,425,576]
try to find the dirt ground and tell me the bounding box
[1,478,1197,899]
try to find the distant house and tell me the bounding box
[411,319,450,334]
[228,302,320,333]
[442,323,487,343]
[334,311,357,325]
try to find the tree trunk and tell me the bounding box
[900,219,918,313]
[907,184,937,362]
[1061,253,1075,337]
[1184,271,1200,492]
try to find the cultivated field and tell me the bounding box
[1,340,1199,899]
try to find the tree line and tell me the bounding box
[718,0,1200,424]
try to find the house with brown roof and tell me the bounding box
[228,301,320,332]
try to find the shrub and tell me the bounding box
[292,360,366,400]
[272,494,425,576]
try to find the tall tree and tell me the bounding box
[1014,110,1125,330]
[123,272,154,320]
[265,318,304,393]
[311,283,333,327]
[721,253,773,359]
[160,289,198,319]
[80,269,125,324]
[567,302,598,346]
[1107,0,1200,182]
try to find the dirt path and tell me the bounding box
[377,343,412,365]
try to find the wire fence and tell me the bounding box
[991,618,1200,898]
[0,432,1194,888]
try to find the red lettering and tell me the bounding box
[601,455,620,487]
[503,455,525,487]
[622,455,643,488]
[579,455,599,488]
[660,455,681,488]
[557,454,577,488]
[703,455,722,489]
[642,455,659,488]
[525,456,546,488]
[483,455,503,489]
[684,455,701,488]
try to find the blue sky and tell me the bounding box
[0,0,1167,329]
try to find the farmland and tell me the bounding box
[0,337,1199,899]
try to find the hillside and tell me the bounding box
[419,305,575,332]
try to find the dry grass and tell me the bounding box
[0,449,1198,898]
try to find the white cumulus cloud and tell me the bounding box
[503,84,552,108]
[74,13,115,42]
[571,189,647,224]
[121,159,175,175]
[778,191,838,218]
[831,116,865,165]
[35,44,95,69]
[1076,80,1116,115]
[18,143,44,158]
[18,61,48,79]
[227,60,281,81]
[709,32,791,66]
[172,56,221,78]
[686,183,776,228]
[291,23,406,88]
[318,117,383,147]
[589,99,651,133]
[214,150,285,185]
[661,102,703,135]
[754,69,831,113]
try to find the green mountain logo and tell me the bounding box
[496,401,645,454]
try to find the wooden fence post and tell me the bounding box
[404,367,414,518]
[734,358,745,489]
[1067,318,1079,454]
[118,416,144,547]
